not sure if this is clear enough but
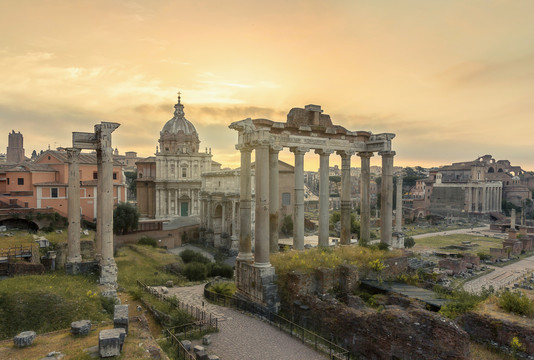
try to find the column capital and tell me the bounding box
[336,150,355,158]
[357,151,374,158]
[66,147,81,162]
[289,147,309,155]
[270,145,283,153]
[236,144,253,152]
[378,150,396,157]
[315,149,334,156]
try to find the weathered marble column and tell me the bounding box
[511,208,516,230]
[338,151,352,245]
[395,176,403,233]
[237,146,253,261]
[269,146,281,253]
[380,151,395,246]
[96,148,103,258]
[358,152,373,245]
[67,148,82,264]
[255,144,270,267]
[466,186,473,213]
[221,199,226,234]
[498,187,502,212]
[316,149,332,247]
[291,147,308,251]
[231,199,237,239]
[474,187,479,213]
[482,186,487,213]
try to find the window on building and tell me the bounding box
[51,188,58,198]
[282,192,291,206]
[182,167,187,178]
[7,178,9,185]
[113,173,117,180]
[17,178,24,185]
[93,172,98,180]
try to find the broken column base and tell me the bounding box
[235,261,280,314]
[65,260,99,275]
[99,260,118,288]
[391,232,405,249]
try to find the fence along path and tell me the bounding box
[150,283,329,360]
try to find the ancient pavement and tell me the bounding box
[158,284,327,360]
[463,255,534,294]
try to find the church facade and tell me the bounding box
[136,96,220,219]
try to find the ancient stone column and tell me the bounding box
[291,147,308,251]
[511,208,516,230]
[466,186,473,213]
[254,144,270,267]
[474,187,479,213]
[482,186,487,213]
[395,176,403,233]
[221,199,226,234]
[67,148,82,264]
[358,152,373,244]
[338,151,352,245]
[316,149,332,247]
[380,151,395,246]
[498,187,502,212]
[237,146,253,261]
[231,199,237,239]
[269,146,281,253]
[96,148,103,258]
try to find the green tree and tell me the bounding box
[281,215,293,236]
[113,202,139,235]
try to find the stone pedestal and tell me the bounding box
[391,232,405,249]
[99,328,125,357]
[71,320,92,336]
[235,261,279,313]
[99,260,118,288]
[13,331,36,347]
[113,304,129,334]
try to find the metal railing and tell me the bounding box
[204,281,351,360]
[0,245,33,260]
[164,327,196,360]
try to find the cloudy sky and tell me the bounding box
[1,0,533,170]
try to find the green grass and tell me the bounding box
[403,224,471,236]
[413,234,503,255]
[115,245,186,291]
[0,272,109,340]
[0,229,95,248]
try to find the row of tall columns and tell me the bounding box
[269,148,281,253]
[254,144,270,266]
[380,151,395,245]
[155,189,199,217]
[317,150,331,247]
[466,185,502,213]
[292,148,306,250]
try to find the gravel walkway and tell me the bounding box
[155,284,327,360]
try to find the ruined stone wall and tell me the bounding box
[430,187,466,217]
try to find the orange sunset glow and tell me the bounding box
[1,0,534,170]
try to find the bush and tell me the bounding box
[498,290,534,317]
[477,252,492,261]
[207,262,234,279]
[404,236,415,248]
[377,242,389,251]
[113,202,139,235]
[208,282,236,297]
[180,249,211,264]
[281,215,293,236]
[138,236,158,247]
[438,289,489,319]
[183,262,208,281]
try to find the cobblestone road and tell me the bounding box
[157,284,327,360]
[463,255,534,293]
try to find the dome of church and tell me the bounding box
[159,94,200,154]
[161,97,197,136]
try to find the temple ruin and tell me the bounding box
[230,104,396,311]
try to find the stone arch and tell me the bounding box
[498,168,503,173]
[0,218,39,232]
[212,204,223,234]
[487,167,494,173]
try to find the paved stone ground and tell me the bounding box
[154,284,327,360]
[463,255,534,293]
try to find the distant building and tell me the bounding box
[136,95,220,219]
[6,130,25,164]
[113,150,141,172]
[0,149,126,220]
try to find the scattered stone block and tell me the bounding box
[160,286,169,294]
[40,351,64,359]
[196,350,209,360]
[82,229,89,235]
[114,304,129,333]
[136,305,142,312]
[55,230,63,234]
[0,225,7,232]
[165,280,174,288]
[202,334,211,345]
[13,331,36,347]
[193,345,205,354]
[35,237,49,248]
[181,340,192,351]
[71,320,91,336]
[99,329,123,357]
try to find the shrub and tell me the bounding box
[477,252,492,261]
[183,262,208,281]
[138,236,158,247]
[497,290,534,317]
[281,215,293,236]
[113,202,139,235]
[207,263,234,279]
[404,236,415,248]
[439,289,489,319]
[180,249,211,264]
[208,282,236,297]
[377,242,389,251]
